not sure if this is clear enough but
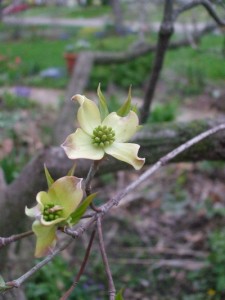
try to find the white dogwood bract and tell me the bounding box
[61,94,145,170]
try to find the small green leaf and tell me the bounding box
[0,276,11,293]
[67,164,76,176]
[44,164,54,188]
[0,276,5,287]
[131,104,138,114]
[0,285,12,292]
[115,288,125,300]
[97,83,109,120]
[0,286,11,293]
[117,86,132,117]
[70,193,96,225]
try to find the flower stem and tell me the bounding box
[60,229,96,300]
[97,217,116,300]
[85,160,102,212]
[85,160,100,195]
[0,230,33,249]
[6,238,73,289]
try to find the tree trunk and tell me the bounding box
[140,0,174,123]
[0,1,2,22]
[140,25,173,123]
[110,0,124,34]
[53,52,94,144]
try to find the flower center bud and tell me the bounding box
[92,125,115,148]
[43,203,63,222]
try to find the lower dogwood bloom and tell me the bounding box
[61,95,145,170]
[25,176,83,257]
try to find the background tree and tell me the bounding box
[110,0,124,34]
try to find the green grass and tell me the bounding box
[187,228,225,300]
[147,100,178,123]
[89,53,153,89]
[0,35,69,87]
[91,34,138,51]
[0,38,65,68]
[0,24,224,91]
[165,34,225,84]
[0,149,29,183]
[0,24,155,89]
[0,92,37,110]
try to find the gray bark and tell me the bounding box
[110,0,124,33]
[53,52,94,144]
[140,0,174,123]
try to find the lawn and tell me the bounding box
[165,34,225,81]
[0,20,224,91]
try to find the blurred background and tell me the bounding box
[0,0,225,299]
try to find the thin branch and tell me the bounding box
[5,238,73,290]
[60,229,96,300]
[5,219,96,291]
[163,0,174,23]
[173,0,225,26]
[109,258,206,271]
[85,160,101,196]
[60,123,225,241]
[140,0,174,123]
[85,160,102,212]
[101,123,225,211]
[62,217,96,239]
[0,231,33,249]
[120,246,208,258]
[93,22,216,63]
[97,217,116,300]
[81,213,95,219]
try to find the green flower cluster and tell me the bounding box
[92,125,115,148]
[43,203,63,222]
[25,176,83,257]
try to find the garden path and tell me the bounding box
[1,86,222,122]
[0,86,64,109]
[3,15,211,34]
[3,15,106,27]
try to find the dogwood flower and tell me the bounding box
[25,176,83,257]
[61,94,145,170]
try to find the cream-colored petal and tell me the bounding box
[72,94,86,105]
[105,142,145,170]
[61,128,104,160]
[32,221,57,257]
[40,216,65,226]
[73,95,101,135]
[102,111,139,142]
[25,205,41,219]
[48,176,83,219]
[36,191,51,209]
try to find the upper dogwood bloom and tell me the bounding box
[61,95,145,170]
[25,176,83,257]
